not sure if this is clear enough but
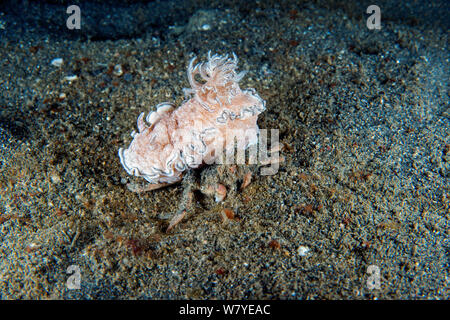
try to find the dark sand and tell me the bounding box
[0,0,448,299]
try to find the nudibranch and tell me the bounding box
[119,52,266,191]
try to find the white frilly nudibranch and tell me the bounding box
[119,52,266,191]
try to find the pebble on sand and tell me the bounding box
[51,58,63,67]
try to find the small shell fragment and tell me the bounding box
[51,58,63,67]
[64,75,78,82]
[297,246,310,256]
[113,64,123,76]
[201,24,211,31]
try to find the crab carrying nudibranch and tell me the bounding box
[118,52,266,192]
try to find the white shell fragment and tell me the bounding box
[297,246,310,257]
[51,58,63,67]
[113,64,123,76]
[201,24,211,31]
[64,75,78,82]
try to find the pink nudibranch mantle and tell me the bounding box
[118,52,266,189]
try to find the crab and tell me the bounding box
[118,52,282,231]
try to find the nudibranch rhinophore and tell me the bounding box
[119,52,266,191]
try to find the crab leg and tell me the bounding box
[126,182,173,193]
[165,171,198,232]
